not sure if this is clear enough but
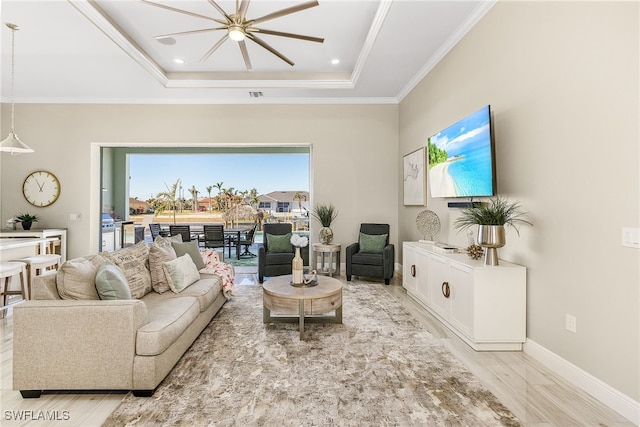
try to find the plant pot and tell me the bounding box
[477,225,505,266]
[318,226,333,244]
[21,221,33,231]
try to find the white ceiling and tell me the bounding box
[0,0,494,104]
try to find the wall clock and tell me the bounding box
[22,170,61,207]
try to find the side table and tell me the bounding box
[312,243,341,277]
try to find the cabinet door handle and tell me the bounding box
[442,281,450,298]
[411,265,416,277]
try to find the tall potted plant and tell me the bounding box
[311,203,338,244]
[453,197,532,265]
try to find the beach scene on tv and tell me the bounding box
[427,105,495,198]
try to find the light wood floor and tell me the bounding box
[0,272,634,426]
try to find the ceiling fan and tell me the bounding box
[141,0,324,70]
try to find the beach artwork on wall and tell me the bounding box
[403,147,427,206]
[427,105,495,198]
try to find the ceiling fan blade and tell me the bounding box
[239,40,252,71]
[207,0,232,22]
[249,28,323,43]
[200,35,229,62]
[251,0,319,25]
[247,34,294,66]
[141,0,227,25]
[237,0,250,21]
[154,27,226,40]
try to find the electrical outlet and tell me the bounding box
[69,213,82,221]
[565,314,577,333]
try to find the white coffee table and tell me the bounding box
[262,274,343,339]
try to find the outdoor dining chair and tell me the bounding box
[199,224,226,260]
[169,225,193,242]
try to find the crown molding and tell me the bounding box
[397,0,497,102]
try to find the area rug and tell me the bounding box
[103,282,522,427]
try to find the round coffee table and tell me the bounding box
[262,274,343,339]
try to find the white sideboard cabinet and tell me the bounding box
[403,241,526,351]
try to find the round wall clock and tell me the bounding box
[22,170,61,207]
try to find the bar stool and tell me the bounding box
[11,254,61,300]
[0,261,27,319]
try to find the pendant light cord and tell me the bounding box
[8,24,17,133]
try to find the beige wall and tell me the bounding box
[399,1,639,401]
[0,104,399,261]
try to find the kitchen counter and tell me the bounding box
[0,237,59,261]
[0,229,67,261]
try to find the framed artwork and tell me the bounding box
[403,147,427,206]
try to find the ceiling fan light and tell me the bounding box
[228,24,245,41]
[0,131,34,155]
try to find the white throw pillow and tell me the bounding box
[162,254,200,293]
[56,254,106,300]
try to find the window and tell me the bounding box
[259,202,271,210]
[277,202,290,213]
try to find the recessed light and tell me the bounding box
[331,58,340,65]
[174,58,185,64]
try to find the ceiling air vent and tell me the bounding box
[249,91,263,98]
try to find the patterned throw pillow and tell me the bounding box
[162,254,201,293]
[95,261,132,300]
[148,242,177,293]
[359,233,388,254]
[266,233,292,253]
[105,241,152,299]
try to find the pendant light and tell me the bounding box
[0,23,33,154]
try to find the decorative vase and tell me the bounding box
[21,221,33,231]
[292,247,304,285]
[477,225,505,266]
[318,226,333,244]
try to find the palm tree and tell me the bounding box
[206,185,213,212]
[294,192,307,215]
[156,179,180,224]
[214,182,224,211]
[188,185,199,212]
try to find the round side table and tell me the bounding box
[312,243,341,277]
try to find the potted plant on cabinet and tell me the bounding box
[15,213,40,231]
[453,196,532,265]
[311,203,338,244]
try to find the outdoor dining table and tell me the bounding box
[224,228,250,260]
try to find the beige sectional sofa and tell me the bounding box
[12,239,230,398]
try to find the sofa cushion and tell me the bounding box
[95,261,132,300]
[136,294,200,356]
[148,241,177,293]
[172,277,221,312]
[163,254,200,293]
[105,241,152,299]
[352,252,384,266]
[171,241,205,270]
[267,233,293,253]
[56,254,106,300]
[359,233,388,254]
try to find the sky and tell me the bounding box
[129,153,309,201]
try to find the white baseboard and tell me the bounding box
[524,339,639,425]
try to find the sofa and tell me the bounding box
[12,237,234,398]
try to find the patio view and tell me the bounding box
[114,152,311,270]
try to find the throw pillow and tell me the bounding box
[148,242,177,293]
[171,241,205,270]
[359,233,388,254]
[267,233,292,253]
[56,254,106,300]
[105,241,152,299]
[155,234,182,246]
[95,261,132,300]
[162,254,201,293]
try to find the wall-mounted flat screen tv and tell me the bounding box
[427,105,496,198]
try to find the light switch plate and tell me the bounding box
[622,227,639,248]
